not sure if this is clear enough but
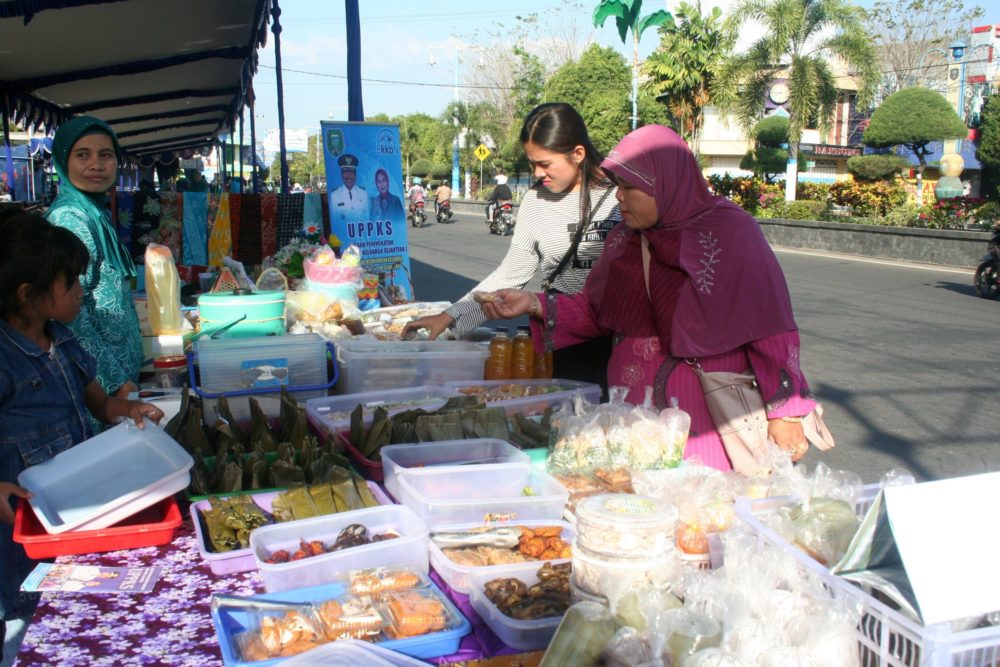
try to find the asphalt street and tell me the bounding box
[404,209,1000,484]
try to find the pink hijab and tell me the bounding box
[590,125,797,358]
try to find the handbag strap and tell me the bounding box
[541,185,615,292]
[641,234,651,298]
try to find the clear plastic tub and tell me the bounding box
[467,561,566,651]
[443,379,601,416]
[280,639,431,666]
[249,504,429,592]
[190,484,393,576]
[570,538,679,600]
[17,422,193,534]
[381,439,530,502]
[574,493,678,559]
[305,385,460,443]
[394,462,568,529]
[334,339,488,395]
[429,518,576,595]
[212,581,470,665]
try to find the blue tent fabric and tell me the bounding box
[345,0,364,122]
[182,192,209,265]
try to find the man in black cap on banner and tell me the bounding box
[329,153,368,224]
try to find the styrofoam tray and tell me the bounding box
[468,560,565,651]
[190,483,393,576]
[429,519,575,594]
[18,422,193,534]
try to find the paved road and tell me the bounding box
[404,210,1000,483]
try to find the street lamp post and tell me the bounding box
[428,40,484,199]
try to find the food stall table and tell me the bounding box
[15,518,543,666]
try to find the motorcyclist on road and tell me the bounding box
[486,178,513,223]
[435,181,452,214]
[408,178,426,217]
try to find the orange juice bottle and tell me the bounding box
[534,348,554,379]
[485,328,513,380]
[511,326,535,379]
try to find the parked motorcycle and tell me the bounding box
[974,225,1000,299]
[487,200,515,236]
[408,201,426,228]
[436,199,453,223]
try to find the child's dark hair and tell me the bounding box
[520,102,609,225]
[0,206,89,317]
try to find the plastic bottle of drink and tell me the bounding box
[534,347,554,379]
[485,328,513,380]
[511,325,535,379]
[145,243,182,335]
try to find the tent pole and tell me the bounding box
[239,107,245,191]
[249,99,258,193]
[2,98,14,200]
[272,0,289,194]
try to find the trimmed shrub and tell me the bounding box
[846,154,911,181]
[778,200,827,220]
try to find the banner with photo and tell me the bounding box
[321,121,412,301]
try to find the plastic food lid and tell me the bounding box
[575,493,678,529]
[153,355,188,369]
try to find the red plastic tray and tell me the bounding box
[13,496,182,559]
[337,432,385,481]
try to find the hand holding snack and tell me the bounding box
[478,289,537,320]
[401,312,454,340]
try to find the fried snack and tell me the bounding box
[241,610,325,660]
[349,567,423,596]
[472,291,499,304]
[518,526,572,560]
[383,590,449,638]
[675,521,710,555]
[315,597,383,640]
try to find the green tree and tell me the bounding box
[846,153,911,180]
[716,0,880,201]
[545,44,667,154]
[643,2,734,152]
[977,93,1000,200]
[740,115,808,181]
[862,86,967,199]
[593,0,673,130]
[274,133,325,190]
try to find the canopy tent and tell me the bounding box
[0,0,272,162]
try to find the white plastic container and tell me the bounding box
[280,639,431,667]
[395,463,568,528]
[381,439,530,502]
[429,519,576,594]
[570,538,679,600]
[249,504,429,592]
[196,333,328,423]
[305,385,460,442]
[334,340,488,395]
[18,422,193,534]
[574,493,678,559]
[468,561,566,651]
[443,379,601,416]
[735,486,1000,667]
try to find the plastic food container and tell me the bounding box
[429,518,576,595]
[152,355,188,388]
[305,385,459,444]
[194,333,333,424]
[395,463,568,528]
[571,538,678,599]
[191,483,393,576]
[14,496,182,559]
[249,504,429,593]
[468,561,566,651]
[279,639,431,667]
[574,493,678,559]
[17,422,193,534]
[381,439,531,502]
[212,580,470,665]
[443,379,601,416]
[334,340,488,395]
[196,289,286,339]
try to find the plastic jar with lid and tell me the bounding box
[574,493,678,558]
[152,355,188,388]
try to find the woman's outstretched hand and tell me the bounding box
[401,312,455,340]
[479,289,538,320]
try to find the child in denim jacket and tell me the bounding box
[0,209,164,631]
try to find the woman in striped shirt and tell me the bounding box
[404,103,620,390]
[485,125,820,473]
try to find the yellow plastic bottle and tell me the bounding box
[534,347,554,380]
[511,325,535,379]
[485,328,513,380]
[144,244,182,335]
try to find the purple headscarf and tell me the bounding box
[588,125,798,358]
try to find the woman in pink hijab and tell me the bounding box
[486,125,818,471]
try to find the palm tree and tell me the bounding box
[593,0,674,130]
[715,0,879,200]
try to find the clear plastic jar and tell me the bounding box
[152,355,188,388]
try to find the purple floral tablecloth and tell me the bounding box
[13,517,531,666]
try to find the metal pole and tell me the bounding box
[451,48,460,196]
[250,107,258,193]
[27,123,34,201]
[239,108,245,190]
[272,0,290,194]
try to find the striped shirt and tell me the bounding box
[445,184,621,336]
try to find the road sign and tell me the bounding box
[473,144,491,161]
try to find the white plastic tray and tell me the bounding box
[279,639,431,666]
[305,385,460,440]
[468,560,565,651]
[18,422,193,534]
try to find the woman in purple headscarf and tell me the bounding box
[486,125,819,471]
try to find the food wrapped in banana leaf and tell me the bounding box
[415,412,464,443]
[190,455,212,496]
[242,448,266,490]
[360,406,391,459]
[471,406,511,441]
[248,397,277,452]
[215,395,246,444]
[281,406,311,451]
[268,459,307,488]
[214,421,245,460]
[276,441,296,464]
[349,404,365,450]
[278,387,299,443]
[328,467,363,512]
[308,451,349,484]
[351,469,379,508]
[164,388,190,440]
[217,459,244,494]
[440,395,484,412]
[308,483,338,516]
[182,405,214,458]
[297,426,317,472]
[249,456,270,490]
[271,485,317,522]
[202,495,270,551]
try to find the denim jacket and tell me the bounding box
[0,318,95,477]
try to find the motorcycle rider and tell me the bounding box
[486,173,513,223]
[435,180,452,216]
[407,178,426,219]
